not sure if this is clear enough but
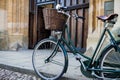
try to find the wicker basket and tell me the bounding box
[43,8,68,30]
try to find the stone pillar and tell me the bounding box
[112,0,120,41]
[7,0,29,50]
[87,0,105,49]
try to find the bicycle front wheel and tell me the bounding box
[32,38,68,80]
[99,43,120,79]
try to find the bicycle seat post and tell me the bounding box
[104,22,109,28]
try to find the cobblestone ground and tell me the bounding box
[0,68,41,80]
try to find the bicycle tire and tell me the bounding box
[99,42,120,79]
[32,38,68,80]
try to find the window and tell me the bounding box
[104,0,114,15]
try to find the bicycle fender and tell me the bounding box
[99,40,120,58]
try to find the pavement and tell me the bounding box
[0,68,39,80]
[0,50,94,80]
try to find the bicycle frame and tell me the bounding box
[56,22,120,73]
[32,6,120,79]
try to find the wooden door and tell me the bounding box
[37,6,50,42]
[29,0,51,49]
[29,0,89,49]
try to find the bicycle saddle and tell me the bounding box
[97,13,118,22]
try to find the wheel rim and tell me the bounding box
[100,48,120,79]
[32,39,67,80]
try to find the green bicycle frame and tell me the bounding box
[57,23,120,73]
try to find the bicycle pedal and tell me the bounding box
[75,53,82,61]
[76,57,81,61]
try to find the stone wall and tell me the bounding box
[112,0,120,41]
[0,0,29,50]
[87,0,120,49]
[87,0,105,49]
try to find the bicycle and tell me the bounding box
[32,5,120,80]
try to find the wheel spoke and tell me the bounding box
[99,44,120,79]
[51,59,64,66]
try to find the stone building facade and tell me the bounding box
[87,0,120,49]
[0,0,29,50]
[0,0,120,50]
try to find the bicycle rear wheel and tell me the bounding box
[32,38,68,80]
[99,43,120,79]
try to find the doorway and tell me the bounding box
[29,0,55,49]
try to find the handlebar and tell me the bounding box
[56,4,67,11]
[71,13,85,20]
[56,4,85,20]
[59,6,67,11]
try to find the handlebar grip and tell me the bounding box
[59,6,67,11]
